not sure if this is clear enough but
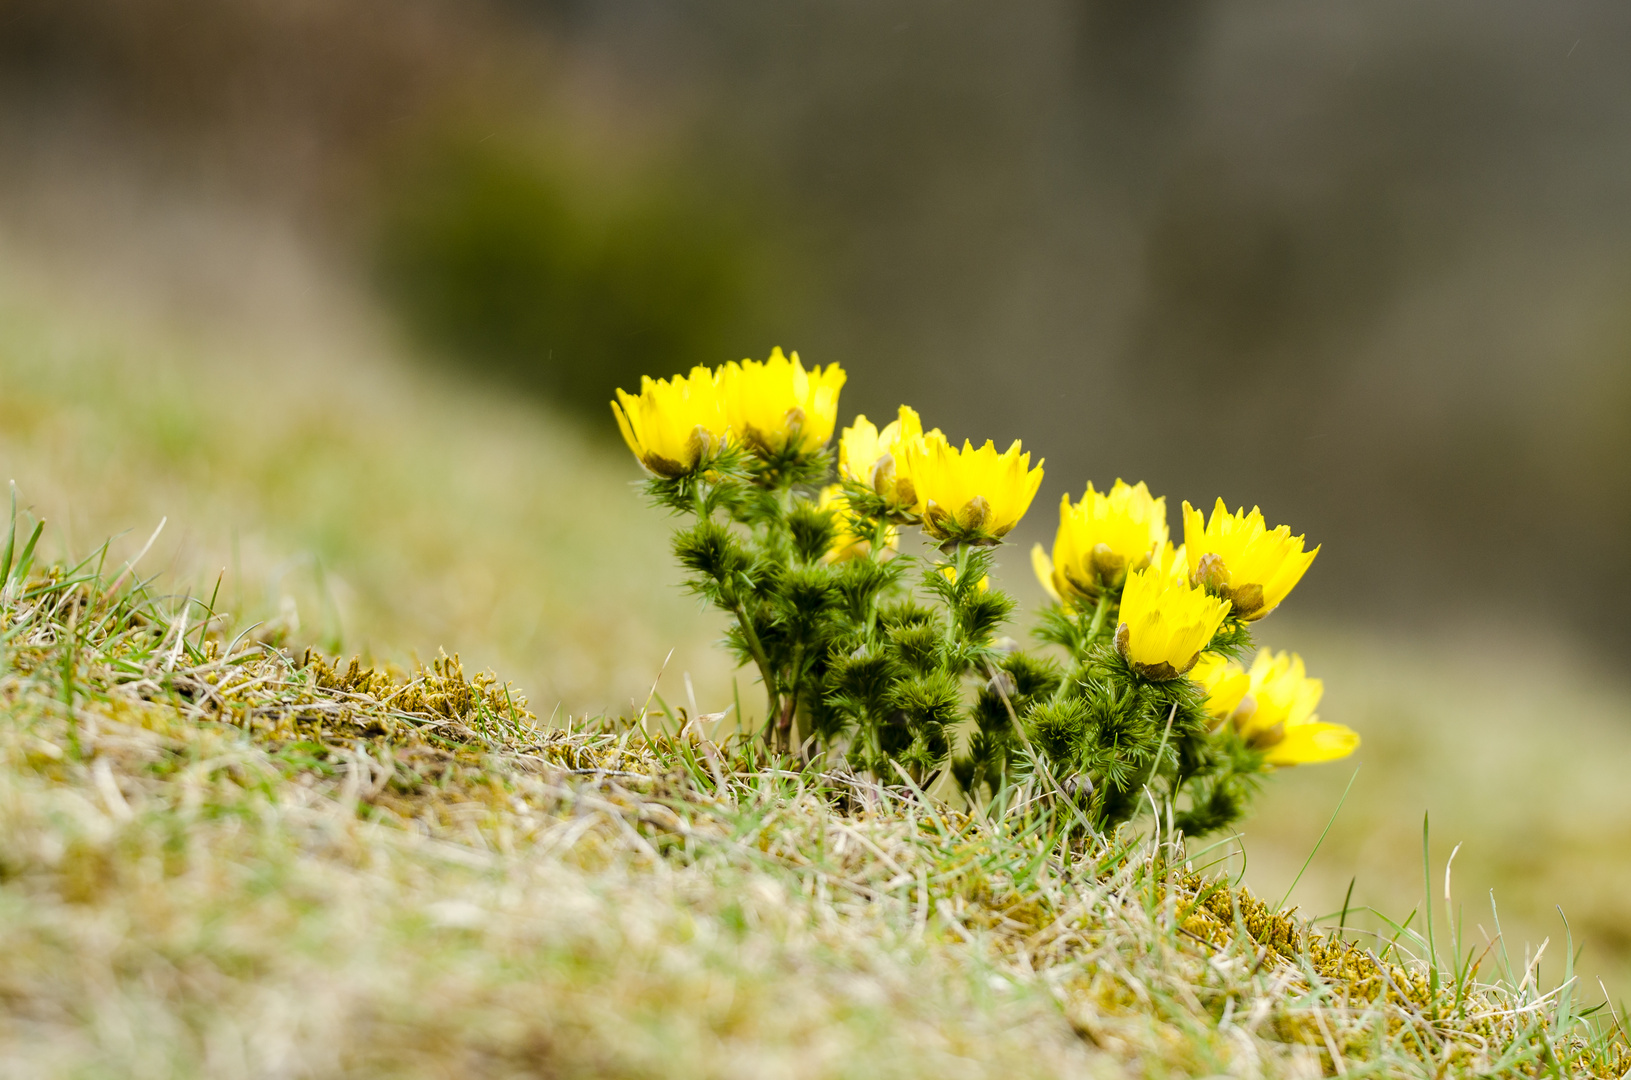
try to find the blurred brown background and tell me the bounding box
[2,0,1630,999]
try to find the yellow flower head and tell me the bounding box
[1113,568,1230,680]
[1190,653,1255,731]
[718,347,846,456]
[901,433,1044,544]
[1034,480,1168,604]
[1182,499,1319,621]
[1228,650,1359,767]
[838,405,935,513]
[611,367,730,477]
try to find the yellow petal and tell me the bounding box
[1031,543,1061,602]
[1263,723,1360,766]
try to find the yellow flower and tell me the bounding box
[838,405,935,513]
[1033,480,1168,604]
[718,347,846,456]
[817,486,896,563]
[1031,545,1062,602]
[1182,499,1319,621]
[1227,650,1358,767]
[901,433,1044,544]
[1113,568,1230,680]
[611,367,730,477]
[1190,653,1254,730]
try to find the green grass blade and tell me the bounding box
[0,481,17,586]
[1276,764,1360,911]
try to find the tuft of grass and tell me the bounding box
[0,542,1625,1078]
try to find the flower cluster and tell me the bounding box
[615,350,1356,835]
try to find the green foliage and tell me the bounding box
[786,500,837,563]
[1204,617,1255,661]
[1174,732,1266,836]
[1014,624,1265,835]
[641,433,1275,836]
[959,652,1063,798]
[673,519,752,589]
[1028,697,1091,764]
[642,438,1029,770]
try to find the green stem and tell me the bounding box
[779,640,806,751]
[693,476,782,746]
[734,599,780,734]
[862,512,894,638]
[1085,593,1111,646]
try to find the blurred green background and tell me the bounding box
[1,0,1629,1002]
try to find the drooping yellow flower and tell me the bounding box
[1182,499,1319,621]
[1190,653,1254,730]
[611,367,730,477]
[717,347,846,456]
[838,405,936,513]
[1229,650,1358,766]
[1113,568,1230,680]
[817,486,897,563]
[1033,480,1168,604]
[900,433,1044,544]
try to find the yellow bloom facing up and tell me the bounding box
[838,405,935,513]
[718,347,846,456]
[611,367,730,477]
[1190,653,1254,731]
[1229,650,1358,767]
[901,433,1044,544]
[1182,499,1319,621]
[817,486,897,563]
[1113,568,1230,680]
[1033,480,1168,604]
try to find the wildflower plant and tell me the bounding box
[616,352,1357,835]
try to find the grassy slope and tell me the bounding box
[2,245,1631,1074]
[0,556,1622,1078]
